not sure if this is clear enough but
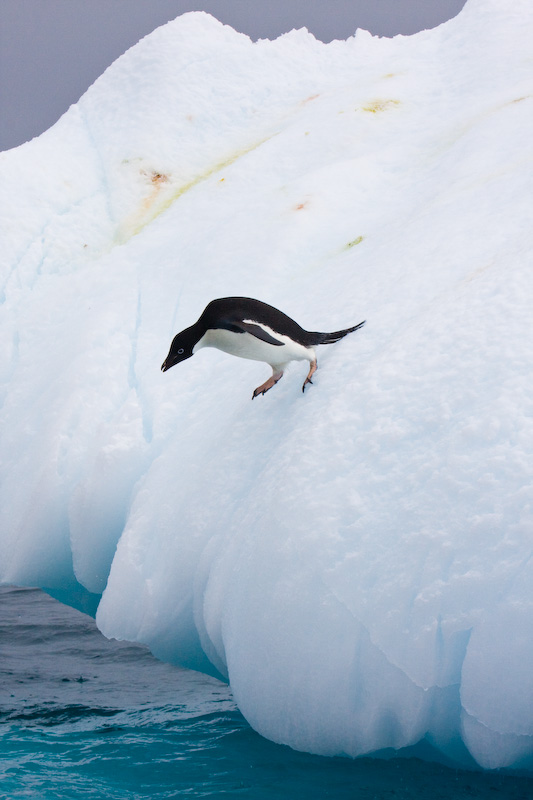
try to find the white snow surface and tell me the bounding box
[1,0,532,771]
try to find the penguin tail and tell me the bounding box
[316,320,365,345]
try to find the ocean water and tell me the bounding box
[0,586,531,800]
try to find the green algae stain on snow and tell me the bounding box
[116,136,275,244]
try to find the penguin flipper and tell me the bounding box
[220,320,284,346]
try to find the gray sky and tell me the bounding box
[0,0,466,151]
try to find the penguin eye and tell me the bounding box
[178,348,184,354]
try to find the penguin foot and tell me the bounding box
[252,369,283,399]
[302,360,317,393]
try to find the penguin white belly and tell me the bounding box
[194,326,315,366]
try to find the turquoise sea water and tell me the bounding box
[1,586,531,799]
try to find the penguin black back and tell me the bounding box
[199,297,313,345]
[198,297,363,347]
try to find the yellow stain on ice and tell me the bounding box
[128,170,171,232]
[117,135,275,243]
[360,99,401,113]
[346,235,364,249]
[429,94,531,162]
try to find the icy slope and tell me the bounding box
[1,0,532,771]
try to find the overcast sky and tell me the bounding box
[0,0,467,151]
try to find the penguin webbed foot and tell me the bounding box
[252,369,284,399]
[302,360,317,393]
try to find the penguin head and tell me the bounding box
[161,327,197,372]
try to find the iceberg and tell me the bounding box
[1,0,532,771]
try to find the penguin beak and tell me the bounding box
[161,353,184,371]
[161,349,192,372]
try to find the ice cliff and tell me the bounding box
[1,0,532,772]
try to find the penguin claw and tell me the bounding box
[252,387,270,399]
[252,371,284,399]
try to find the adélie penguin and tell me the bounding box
[161,297,365,398]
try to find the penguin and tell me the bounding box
[161,297,365,398]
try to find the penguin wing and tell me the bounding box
[219,320,284,346]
